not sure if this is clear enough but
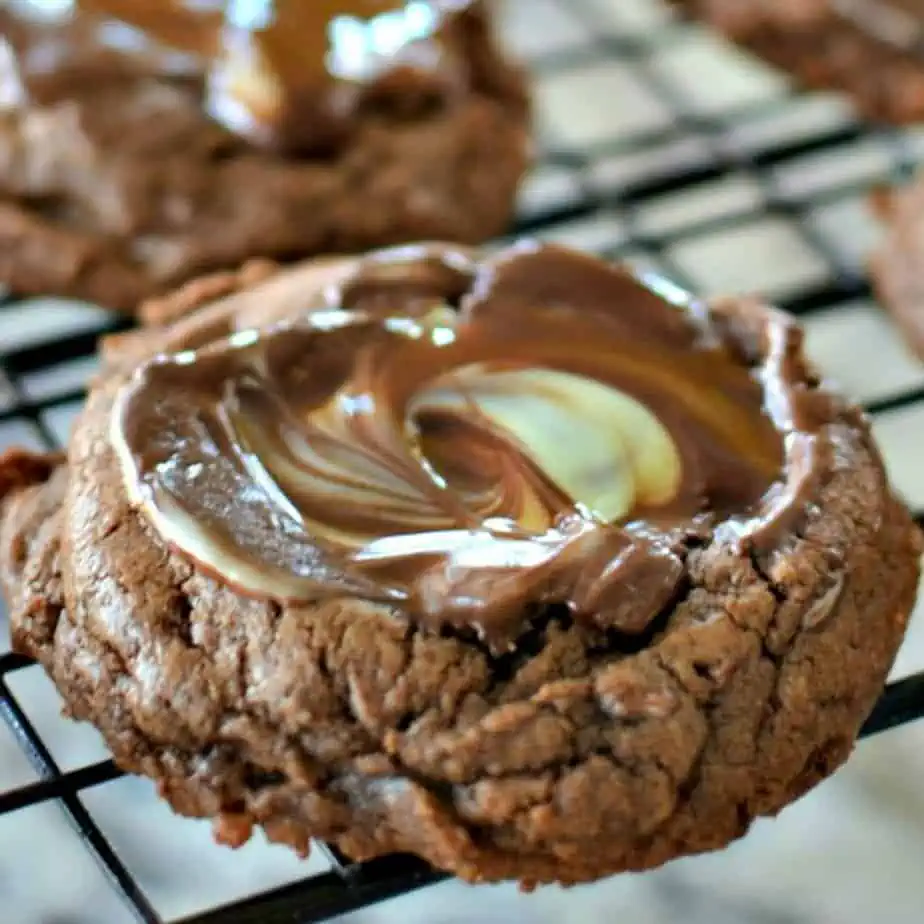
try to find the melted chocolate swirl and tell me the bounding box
[112,244,793,650]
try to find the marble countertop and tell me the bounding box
[3,1,924,922]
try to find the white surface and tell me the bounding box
[648,27,789,117]
[808,194,885,272]
[0,301,112,356]
[772,137,896,200]
[633,172,764,238]
[496,0,593,61]
[590,135,714,196]
[804,300,924,405]
[532,210,627,253]
[721,94,858,155]
[580,0,675,37]
[668,215,831,298]
[83,778,329,923]
[538,61,673,147]
[517,164,584,219]
[3,1,924,922]
[0,418,47,454]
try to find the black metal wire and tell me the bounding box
[0,677,161,923]
[2,2,924,922]
[174,858,447,924]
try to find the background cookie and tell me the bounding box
[1,244,918,886]
[871,179,924,360]
[669,0,924,123]
[0,2,529,312]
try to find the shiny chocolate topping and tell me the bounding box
[0,0,475,153]
[111,244,802,651]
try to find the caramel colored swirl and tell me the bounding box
[112,244,789,649]
[1,0,476,153]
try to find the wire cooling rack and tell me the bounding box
[3,1,924,922]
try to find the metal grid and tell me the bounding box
[2,1,924,921]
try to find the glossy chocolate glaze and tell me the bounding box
[109,244,813,651]
[0,0,477,153]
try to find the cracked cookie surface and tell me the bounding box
[0,245,919,885]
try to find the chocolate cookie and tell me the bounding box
[1,243,919,885]
[0,2,529,311]
[871,178,924,358]
[670,0,924,123]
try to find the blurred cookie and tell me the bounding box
[871,176,924,357]
[0,1,529,311]
[671,0,924,122]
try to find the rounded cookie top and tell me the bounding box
[0,2,529,310]
[40,243,924,882]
